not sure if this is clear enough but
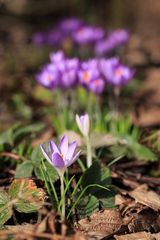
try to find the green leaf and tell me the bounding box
[31,145,42,166]
[9,179,45,213]
[13,123,44,143]
[0,128,13,145]
[95,186,116,209]
[31,146,59,182]
[109,135,157,162]
[81,162,112,200]
[0,190,12,225]
[81,161,101,193]
[76,195,99,219]
[34,160,59,183]
[126,136,157,161]
[130,142,157,161]
[109,145,128,158]
[15,161,33,178]
[101,167,111,186]
[99,192,115,209]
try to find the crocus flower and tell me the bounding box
[78,59,99,88]
[50,51,65,63]
[100,57,134,86]
[89,78,105,94]
[73,25,104,45]
[32,32,46,45]
[40,136,80,222]
[60,58,79,88]
[76,113,92,168]
[46,28,63,46]
[35,65,59,90]
[95,29,129,56]
[76,113,90,137]
[58,17,83,34]
[78,59,105,94]
[40,135,80,176]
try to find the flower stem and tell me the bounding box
[86,135,92,168]
[60,173,65,223]
[114,86,121,118]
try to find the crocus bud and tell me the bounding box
[76,113,90,137]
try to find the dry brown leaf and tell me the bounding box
[129,184,160,211]
[114,231,158,240]
[127,208,160,233]
[152,233,160,240]
[6,224,35,233]
[77,209,123,240]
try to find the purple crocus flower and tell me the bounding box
[32,32,46,45]
[58,17,83,34]
[73,25,104,45]
[78,59,105,94]
[76,113,90,137]
[95,29,129,56]
[50,51,65,63]
[46,28,63,46]
[100,57,134,86]
[49,51,79,89]
[78,59,99,88]
[40,136,80,176]
[60,58,79,88]
[109,29,129,46]
[35,65,59,90]
[89,78,105,94]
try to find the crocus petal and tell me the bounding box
[40,145,52,165]
[65,141,78,161]
[76,114,84,134]
[52,152,65,169]
[49,140,60,154]
[66,150,81,167]
[59,135,68,155]
[83,113,90,136]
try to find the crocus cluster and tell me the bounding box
[36,51,79,90]
[32,17,129,55]
[36,51,134,94]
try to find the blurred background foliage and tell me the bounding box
[1,0,160,130]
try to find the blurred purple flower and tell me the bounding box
[110,29,129,44]
[40,136,80,175]
[58,17,83,34]
[35,65,59,90]
[46,28,63,46]
[100,57,134,86]
[32,32,46,45]
[50,51,65,63]
[89,78,105,94]
[60,58,79,88]
[73,25,104,45]
[78,59,105,94]
[41,51,80,89]
[95,29,129,56]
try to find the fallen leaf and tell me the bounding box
[129,184,160,211]
[115,231,158,240]
[77,209,123,240]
